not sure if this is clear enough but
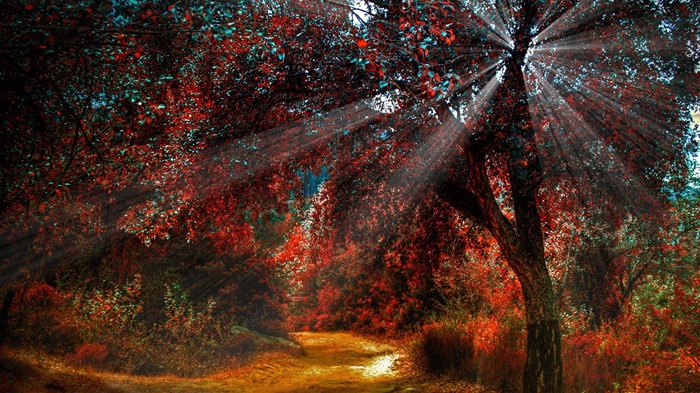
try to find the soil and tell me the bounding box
[1,332,486,393]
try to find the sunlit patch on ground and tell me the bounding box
[301,365,344,376]
[361,343,383,352]
[352,353,401,378]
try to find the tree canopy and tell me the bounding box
[1,1,699,391]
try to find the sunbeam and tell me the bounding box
[528,55,683,162]
[533,0,622,45]
[0,100,383,286]
[329,63,502,252]
[526,65,655,212]
[528,31,691,172]
[463,0,515,49]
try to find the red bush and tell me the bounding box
[562,329,624,393]
[468,315,526,391]
[67,343,109,369]
[412,322,476,379]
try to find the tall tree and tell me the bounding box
[347,1,698,391]
[1,0,698,391]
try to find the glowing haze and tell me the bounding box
[1,0,698,300]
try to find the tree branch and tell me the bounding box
[436,181,486,225]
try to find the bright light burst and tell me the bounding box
[329,0,697,240]
[1,0,697,293]
[0,100,382,285]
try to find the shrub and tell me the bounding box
[561,295,700,393]
[411,315,526,390]
[9,283,81,356]
[470,315,525,391]
[627,349,700,392]
[65,274,146,372]
[412,322,476,380]
[67,343,109,370]
[562,329,623,393]
[557,273,700,393]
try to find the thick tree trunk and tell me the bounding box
[505,77,564,393]
[438,153,563,393]
[516,256,563,393]
[525,318,562,392]
[439,168,564,393]
[504,16,564,387]
[437,4,564,389]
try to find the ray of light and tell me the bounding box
[527,53,687,166]
[534,0,571,33]
[463,0,515,49]
[526,65,657,212]
[2,0,497,268]
[458,62,504,125]
[4,0,694,305]
[0,100,385,286]
[330,118,460,252]
[527,8,693,162]
[438,55,504,109]
[331,70,502,253]
[0,19,505,286]
[533,0,622,45]
[498,0,517,33]
[533,19,688,56]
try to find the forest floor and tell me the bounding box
[1,332,487,393]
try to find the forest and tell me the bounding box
[1,1,699,392]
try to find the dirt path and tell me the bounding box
[4,332,479,392]
[100,332,419,393]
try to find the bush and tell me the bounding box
[67,343,109,370]
[562,316,700,393]
[60,276,302,377]
[65,274,146,372]
[627,350,700,392]
[562,329,622,393]
[412,322,476,379]
[469,315,525,391]
[410,315,525,390]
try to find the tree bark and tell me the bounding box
[437,23,563,390]
[517,254,563,393]
[438,143,563,393]
[504,54,564,392]
[525,318,562,392]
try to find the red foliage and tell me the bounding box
[468,315,526,390]
[67,343,109,370]
[0,2,698,391]
[16,284,63,312]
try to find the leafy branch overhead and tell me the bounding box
[1,1,698,392]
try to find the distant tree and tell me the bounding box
[330,1,698,391]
